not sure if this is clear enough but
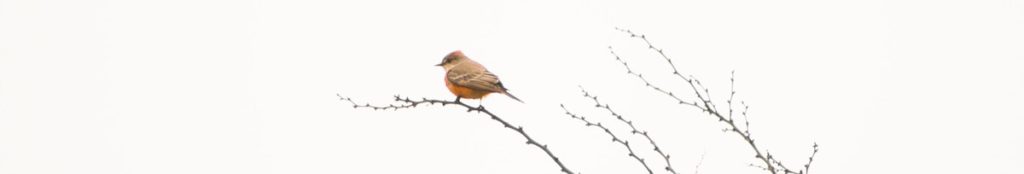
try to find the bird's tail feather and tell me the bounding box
[503,92,524,103]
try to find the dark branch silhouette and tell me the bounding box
[576,87,680,174]
[337,27,822,174]
[337,94,576,174]
[560,104,653,174]
[804,143,819,174]
[610,28,819,174]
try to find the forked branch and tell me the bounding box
[337,94,576,174]
[611,28,818,174]
[560,105,654,174]
[576,87,680,174]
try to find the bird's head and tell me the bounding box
[436,50,467,70]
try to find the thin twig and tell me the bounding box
[609,47,703,109]
[728,71,736,121]
[560,105,653,174]
[611,28,818,174]
[578,87,680,174]
[338,94,576,174]
[693,150,706,174]
[803,143,819,174]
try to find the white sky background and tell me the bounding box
[1,0,1022,173]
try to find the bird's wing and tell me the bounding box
[447,67,505,93]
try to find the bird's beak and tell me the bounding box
[434,63,442,66]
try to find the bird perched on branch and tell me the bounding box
[436,50,523,103]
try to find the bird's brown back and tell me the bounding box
[446,59,507,93]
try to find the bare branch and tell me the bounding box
[693,151,706,174]
[611,29,818,174]
[337,94,576,174]
[615,27,683,79]
[750,163,772,172]
[560,105,653,174]
[728,71,736,121]
[577,87,680,174]
[803,143,820,174]
[608,46,703,109]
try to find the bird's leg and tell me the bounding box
[477,99,485,110]
[454,97,462,104]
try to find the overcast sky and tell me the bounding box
[1,0,1022,174]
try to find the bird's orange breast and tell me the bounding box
[445,77,492,99]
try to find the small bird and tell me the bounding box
[436,50,523,103]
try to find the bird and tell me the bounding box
[435,50,523,104]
